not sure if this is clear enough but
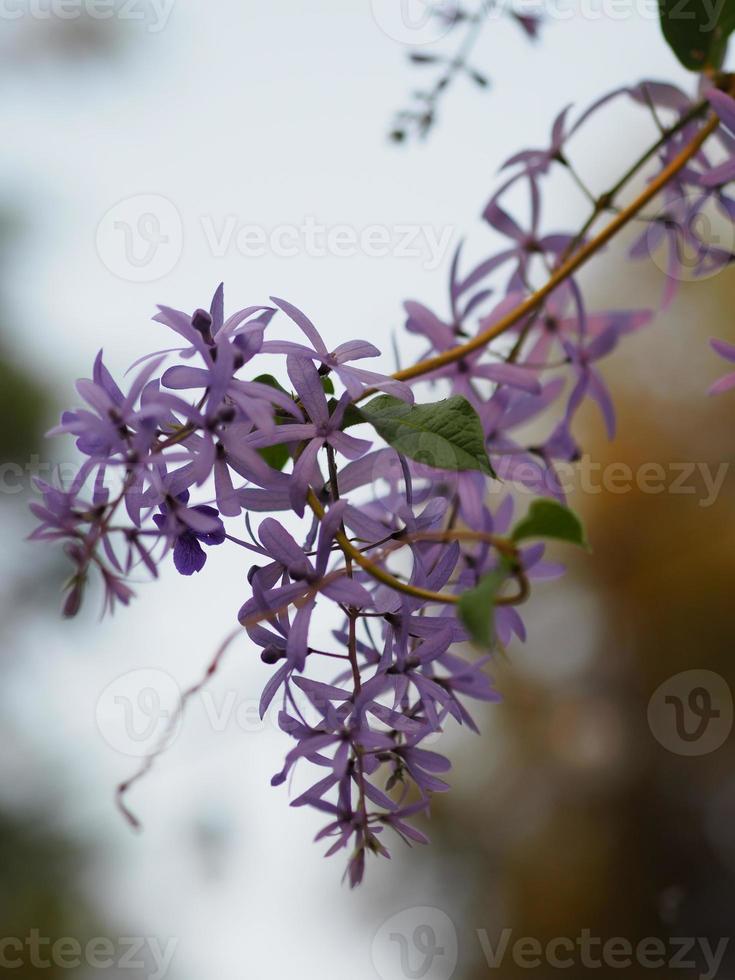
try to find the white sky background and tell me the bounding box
[0,2,708,979]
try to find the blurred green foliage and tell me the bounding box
[0,810,107,978]
[0,355,51,464]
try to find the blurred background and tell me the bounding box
[2,2,735,978]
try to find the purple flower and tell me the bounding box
[561,323,620,438]
[499,89,628,183]
[240,507,371,673]
[261,297,414,402]
[251,355,372,516]
[49,350,165,465]
[152,289,305,517]
[520,285,653,364]
[479,383,567,499]
[403,295,541,399]
[628,80,692,114]
[28,472,96,543]
[152,491,225,575]
[153,283,275,360]
[29,469,144,616]
[481,176,576,291]
[99,567,135,616]
[500,103,575,180]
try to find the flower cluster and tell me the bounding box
[32,80,735,884]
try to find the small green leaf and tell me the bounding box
[511,499,589,549]
[335,401,364,429]
[258,443,290,472]
[251,374,291,471]
[321,375,335,395]
[458,567,508,648]
[658,0,735,71]
[358,395,495,475]
[252,373,290,396]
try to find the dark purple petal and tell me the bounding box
[173,533,207,575]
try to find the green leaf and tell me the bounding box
[339,401,364,430]
[658,0,735,71]
[511,499,589,549]
[358,395,495,476]
[251,374,291,471]
[321,375,335,395]
[458,567,508,648]
[252,373,289,396]
[258,443,290,472]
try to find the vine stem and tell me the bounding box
[307,491,529,607]
[324,445,370,835]
[306,489,458,605]
[560,97,710,262]
[407,528,517,556]
[383,112,720,387]
[402,530,530,604]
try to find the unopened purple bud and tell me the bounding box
[191,309,213,336]
[261,646,285,665]
[62,581,84,618]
